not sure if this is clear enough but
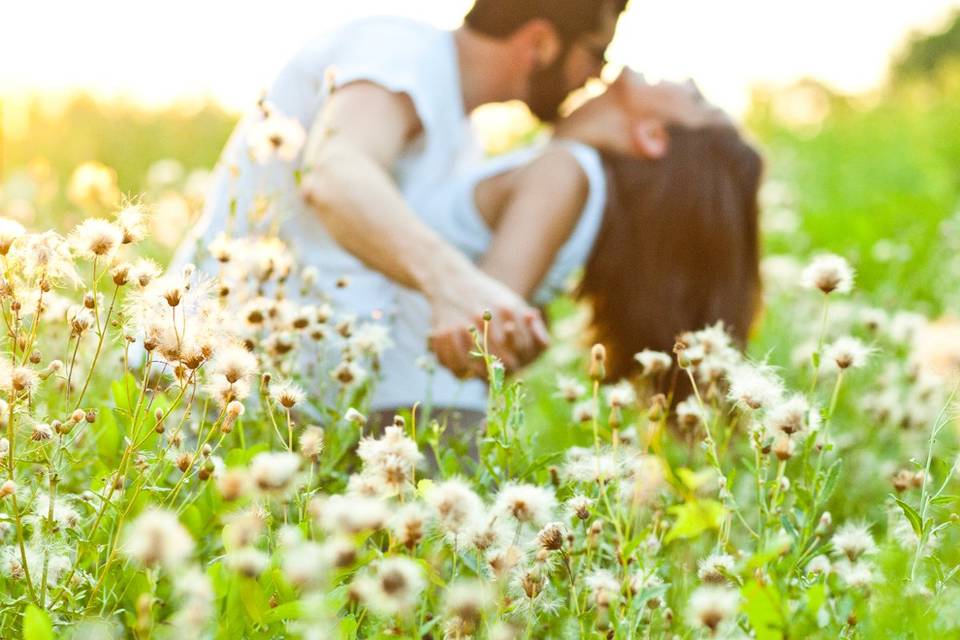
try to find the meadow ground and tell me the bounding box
[0,71,958,638]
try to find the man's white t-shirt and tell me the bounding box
[174,17,478,321]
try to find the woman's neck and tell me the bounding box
[553,97,631,154]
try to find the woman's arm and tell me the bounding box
[478,147,590,300]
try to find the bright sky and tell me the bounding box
[2,0,958,115]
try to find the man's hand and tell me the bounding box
[428,269,550,379]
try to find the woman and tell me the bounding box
[372,70,763,424]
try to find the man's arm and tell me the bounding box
[300,82,548,376]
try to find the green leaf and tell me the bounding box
[111,373,138,415]
[892,494,923,536]
[416,478,435,498]
[806,583,826,616]
[665,499,725,543]
[742,580,785,640]
[676,467,715,491]
[239,579,266,625]
[22,604,54,640]
[930,495,958,506]
[338,615,359,639]
[181,504,204,539]
[263,601,304,624]
[96,409,121,461]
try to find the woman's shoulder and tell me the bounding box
[514,144,592,199]
[523,141,604,191]
[518,142,607,220]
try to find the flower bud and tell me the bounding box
[0,480,16,498]
[31,423,53,441]
[39,360,63,380]
[198,459,216,481]
[176,453,193,473]
[112,263,131,286]
[589,344,606,381]
[816,511,832,535]
[226,401,245,420]
[772,435,795,461]
[345,407,366,426]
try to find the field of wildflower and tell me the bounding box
[1,59,960,639]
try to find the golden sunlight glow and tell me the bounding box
[2,0,958,119]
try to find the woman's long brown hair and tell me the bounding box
[576,125,764,381]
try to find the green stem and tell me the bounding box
[72,284,121,411]
[5,395,39,603]
[808,296,831,394]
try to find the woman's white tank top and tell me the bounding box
[371,140,608,413]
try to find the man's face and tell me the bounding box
[526,4,619,122]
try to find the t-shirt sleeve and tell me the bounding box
[327,20,443,137]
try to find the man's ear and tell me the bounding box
[632,119,669,159]
[513,19,562,70]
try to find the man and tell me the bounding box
[176,0,627,386]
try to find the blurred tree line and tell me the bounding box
[1,94,237,195]
[744,9,960,314]
[893,9,960,83]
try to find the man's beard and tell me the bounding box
[526,54,570,123]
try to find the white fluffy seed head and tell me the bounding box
[0,480,16,498]
[249,451,301,493]
[354,557,426,617]
[827,336,873,370]
[115,204,148,244]
[70,218,123,259]
[270,380,306,409]
[634,350,673,376]
[831,522,877,561]
[445,579,495,625]
[213,344,258,384]
[248,107,307,164]
[344,407,367,425]
[687,586,739,633]
[697,553,736,584]
[555,375,586,402]
[124,509,195,569]
[801,254,854,295]
[427,479,484,537]
[299,426,325,462]
[0,218,25,255]
[727,363,784,411]
[585,569,621,608]
[768,394,811,436]
[227,547,269,578]
[536,521,567,552]
[605,381,637,409]
[493,484,557,528]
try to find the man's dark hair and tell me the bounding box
[465,0,629,43]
